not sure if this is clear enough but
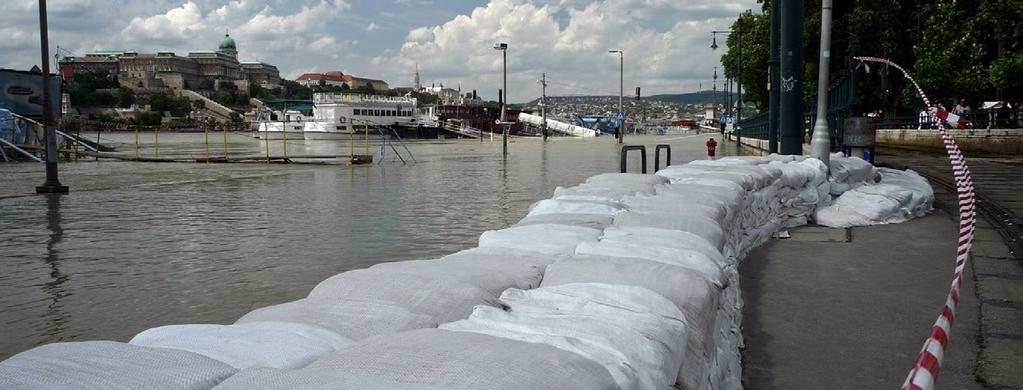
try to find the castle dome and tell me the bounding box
[218,33,236,50]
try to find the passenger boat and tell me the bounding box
[303,93,418,140]
[256,110,305,140]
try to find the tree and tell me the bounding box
[214,90,234,106]
[719,10,770,109]
[137,111,162,126]
[117,87,134,108]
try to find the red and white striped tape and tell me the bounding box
[853,56,977,390]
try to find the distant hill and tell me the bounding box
[647,90,734,105]
[525,90,734,106]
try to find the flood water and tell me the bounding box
[0,132,736,359]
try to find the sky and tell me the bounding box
[0,0,759,103]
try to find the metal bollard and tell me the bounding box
[654,144,671,171]
[620,145,647,174]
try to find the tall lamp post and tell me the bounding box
[712,66,719,112]
[810,0,834,167]
[35,0,68,194]
[493,43,508,156]
[711,28,742,146]
[608,50,623,144]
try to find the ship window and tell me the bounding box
[374,110,381,116]
[354,109,360,115]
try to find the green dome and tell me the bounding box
[218,33,236,50]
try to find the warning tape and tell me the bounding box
[854,56,977,390]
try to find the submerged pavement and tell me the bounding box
[740,153,1023,389]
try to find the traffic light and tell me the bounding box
[635,86,641,101]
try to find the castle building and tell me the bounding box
[59,33,280,95]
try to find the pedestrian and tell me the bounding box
[918,106,930,129]
[953,98,971,118]
[706,137,717,160]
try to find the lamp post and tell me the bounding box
[493,43,508,155]
[712,28,742,146]
[608,50,623,144]
[35,0,68,194]
[713,66,719,111]
[810,0,834,167]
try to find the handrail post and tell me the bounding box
[620,145,647,173]
[654,144,671,171]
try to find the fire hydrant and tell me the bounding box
[706,137,718,159]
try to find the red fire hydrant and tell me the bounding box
[706,137,718,159]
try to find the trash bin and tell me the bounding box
[843,117,876,163]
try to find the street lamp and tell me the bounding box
[608,49,623,144]
[493,42,508,155]
[35,0,68,194]
[711,28,742,146]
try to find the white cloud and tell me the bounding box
[366,22,378,32]
[375,0,757,102]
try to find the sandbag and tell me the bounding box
[440,246,565,268]
[0,341,236,390]
[612,212,725,250]
[585,172,669,187]
[444,283,686,390]
[540,257,723,390]
[599,227,726,271]
[829,155,879,195]
[235,298,437,340]
[514,212,614,230]
[130,322,351,369]
[213,329,619,390]
[526,199,622,217]
[308,270,501,323]
[553,183,653,203]
[478,224,602,255]
[368,257,545,295]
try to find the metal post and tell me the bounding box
[618,52,624,144]
[780,0,805,155]
[35,0,68,194]
[810,0,834,167]
[736,26,743,147]
[768,0,781,153]
[540,72,548,142]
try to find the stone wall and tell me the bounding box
[876,128,1023,155]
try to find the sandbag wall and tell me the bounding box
[0,156,833,390]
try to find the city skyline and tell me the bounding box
[0,0,757,102]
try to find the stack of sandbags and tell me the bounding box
[211,329,619,390]
[442,283,686,390]
[540,256,723,390]
[478,224,602,256]
[0,341,236,389]
[815,168,934,227]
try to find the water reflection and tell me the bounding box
[42,194,71,341]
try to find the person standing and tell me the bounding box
[953,99,971,119]
[918,106,930,129]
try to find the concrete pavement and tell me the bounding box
[739,152,1023,389]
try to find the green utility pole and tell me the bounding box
[767,0,781,154]
[779,0,804,155]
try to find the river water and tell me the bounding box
[0,132,735,359]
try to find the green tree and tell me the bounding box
[137,111,162,126]
[719,10,770,109]
[117,87,134,108]
[214,90,234,106]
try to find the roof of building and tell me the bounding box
[297,72,344,81]
[219,33,236,50]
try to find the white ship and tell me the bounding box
[303,93,418,140]
[256,110,306,140]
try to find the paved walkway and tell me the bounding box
[740,153,1023,389]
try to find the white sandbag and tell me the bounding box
[444,283,686,390]
[575,240,726,287]
[620,195,728,223]
[526,199,622,217]
[440,246,565,268]
[553,183,654,203]
[213,329,619,390]
[585,172,669,187]
[368,257,545,295]
[514,212,614,230]
[130,322,351,369]
[308,270,501,323]
[235,298,437,340]
[815,168,934,228]
[828,155,879,195]
[662,176,747,195]
[0,341,236,390]
[600,226,726,267]
[612,212,726,250]
[656,164,779,191]
[540,257,723,390]
[478,224,601,255]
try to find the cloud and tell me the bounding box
[366,22,378,31]
[374,0,757,102]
